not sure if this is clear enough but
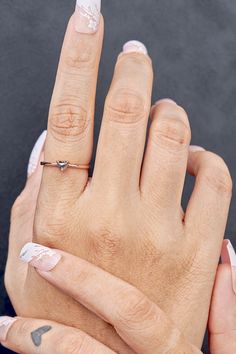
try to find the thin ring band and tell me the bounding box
[40,161,90,171]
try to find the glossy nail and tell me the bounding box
[155,98,177,106]
[0,317,17,342]
[189,145,205,152]
[123,40,148,55]
[221,240,236,294]
[75,0,101,34]
[20,243,62,272]
[27,131,47,177]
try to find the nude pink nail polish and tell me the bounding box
[74,0,101,34]
[221,240,236,294]
[0,317,17,342]
[155,98,177,105]
[20,243,62,272]
[27,131,47,177]
[123,40,148,55]
[189,145,205,152]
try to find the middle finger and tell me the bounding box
[92,41,153,195]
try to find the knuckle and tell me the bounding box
[115,287,155,329]
[9,321,29,353]
[200,152,233,195]
[118,52,153,74]
[105,88,148,124]
[56,333,93,354]
[11,195,28,221]
[62,42,96,72]
[153,106,191,149]
[15,319,31,340]
[88,224,123,261]
[49,99,89,142]
[34,220,68,248]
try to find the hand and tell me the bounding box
[1,242,202,354]
[3,241,236,354]
[4,150,234,354]
[5,1,232,351]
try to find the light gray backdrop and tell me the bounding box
[0,1,236,353]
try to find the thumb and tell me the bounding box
[5,131,47,298]
[11,131,47,223]
[9,131,47,251]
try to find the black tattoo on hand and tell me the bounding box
[31,325,52,347]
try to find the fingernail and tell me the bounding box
[155,98,177,105]
[0,317,17,342]
[221,240,236,294]
[123,40,148,55]
[27,131,47,178]
[75,0,101,34]
[189,145,205,152]
[20,243,62,272]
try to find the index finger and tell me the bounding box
[39,1,104,211]
[0,317,115,354]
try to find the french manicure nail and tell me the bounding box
[189,145,205,152]
[0,317,17,342]
[20,243,62,272]
[75,0,101,34]
[155,98,177,105]
[123,40,148,55]
[221,240,236,294]
[27,131,47,177]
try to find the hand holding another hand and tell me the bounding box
[4,1,233,353]
[2,238,236,353]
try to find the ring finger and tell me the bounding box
[92,40,153,195]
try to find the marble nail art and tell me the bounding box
[75,0,101,34]
[123,40,148,55]
[20,243,61,272]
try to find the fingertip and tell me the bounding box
[189,145,205,153]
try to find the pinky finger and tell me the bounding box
[209,240,236,354]
[0,317,115,354]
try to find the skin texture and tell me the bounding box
[5,12,232,354]
[2,246,203,354]
[4,205,236,354]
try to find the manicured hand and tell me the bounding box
[5,0,232,352]
[4,240,236,353]
[2,242,203,354]
[4,154,233,353]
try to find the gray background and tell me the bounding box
[0,1,236,353]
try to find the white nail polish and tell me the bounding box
[221,240,236,294]
[27,131,47,178]
[20,243,61,272]
[123,40,148,55]
[75,0,101,34]
[155,99,177,106]
[189,145,205,152]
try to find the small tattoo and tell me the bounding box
[31,325,52,347]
